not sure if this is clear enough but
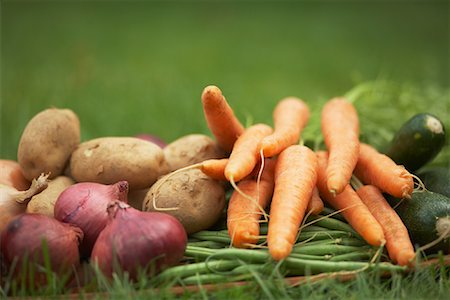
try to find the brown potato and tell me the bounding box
[143,168,226,234]
[127,188,149,211]
[163,134,226,172]
[26,176,74,217]
[70,137,169,190]
[18,108,80,181]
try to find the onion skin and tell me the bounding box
[0,173,49,232]
[54,181,129,258]
[0,159,30,191]
[0,214,83,285]
[91,201,187,280]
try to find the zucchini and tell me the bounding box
[385,113,446,171]
[394,190,450,254]
[417,167,450,198]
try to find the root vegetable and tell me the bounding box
[18,108,80,181]
[143,169,226,234]
[163,134,226,172]
[91,201,187,280]
[26,176,74,217]
[0,214,83,285]
[0,173,49,232]
[0,159,30,190]
[70,137,169,190]
[135,133,167,148]
[54,181,129,258]
[201,85,245,153]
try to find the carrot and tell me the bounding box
[260,97,310,157]
[267,145,318,261]
[307,187,324,215]
[227,158,276,248]
[201,85,245,153]
[354,184,415,266]
[202,158,265,182]
[316,151,385,246]
[0,159,30,191]
[321,98,360,195]
[224,124,273,183]
[199,158,229,181]
[354,143,414,199]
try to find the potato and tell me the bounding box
[127,188,149,210]
[70,137,169,190]
[143,169,226,234]
[163,134,226,172]
[18,108,80,181]
[26,176,74,217]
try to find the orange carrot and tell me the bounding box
[227,158,276,248]
[316,151,385,246]
[260,97,310,157]
[321,98,360,195]
[306,187,324,215]
[199,158,229,181]
[201,85,245,153]
[267,145,318,261]
[354,143,414,199]
[355,184,415,266]
[0,159,30,191]
[225,124,273,183]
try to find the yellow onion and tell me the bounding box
[0,173,49,232]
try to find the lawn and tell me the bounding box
[1,0,449,298]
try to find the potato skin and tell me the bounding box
[143,169,226,234]
[26,176,74,217]
[163,134,226,172]
[18,108,80,181]
[70,137,169,190]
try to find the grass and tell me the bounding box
[1,1,449,160]
[1,0,449,298]
[2,253,449,299]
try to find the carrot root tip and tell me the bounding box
[329,189,337,197]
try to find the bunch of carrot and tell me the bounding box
[200,85,416,266]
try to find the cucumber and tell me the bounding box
[394,190,450,254]
[417,167,450,198]
[385,113,446,171]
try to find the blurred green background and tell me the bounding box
[1,1,449,162]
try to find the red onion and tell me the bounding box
[0,214,83,284]
[91,201,187,280]
[54,181,129,258]
[135,134,167,148]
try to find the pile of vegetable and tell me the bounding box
[0,84,449,294]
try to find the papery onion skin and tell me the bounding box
[91,201,187,280]
[0,159,30,191]
[0,214,83,284]
[0,173,49,232]
[54,181,129,258]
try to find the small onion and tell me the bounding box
[91,201,187,280]
[0,214,83,284]
[0,159,31,191]
[0,173,49,232]
[54,181,129,258]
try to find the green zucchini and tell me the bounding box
[417,167,450,198]
[394,190,450,254]
[385,113,446,171]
